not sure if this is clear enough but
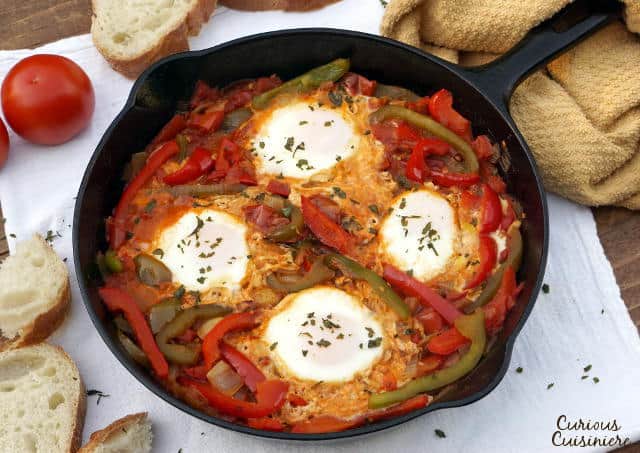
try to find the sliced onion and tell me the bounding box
[206,360,244,396]
[197,317,222,339]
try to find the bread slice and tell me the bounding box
[0,234,70,351]
[91,0,217,78]
[0,343,86,453]
[220,0,340,10]
[79,413,152,453]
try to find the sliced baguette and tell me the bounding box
[0,234,70,351]
[79,413,152,453]
[91,0,217,78]
[220,0,340,10]
[0,343,86,453]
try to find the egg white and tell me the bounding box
[153,208,249,292]
[263,286,385,383]
[379,189,459,282]
[251,101,359,178]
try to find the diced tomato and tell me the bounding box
[366,395,430,423]
[254,75,282,94]
[371,121,421,150]
[188,110,224,132]
[342,72,377,96]
[224,160,257,186]
[190,80,220,108]
[406,96,430,114]
[266,179,291,197]
[382,371,397,391]
[483,267,517,335]
[415,307,444,335]
[428,89,472,141]
[183,365,208,380]
[471,135,494,160]
[465,235,497,289]
[405,142,427,182]
[416,355,444,376]
[460,189,480,212]
[301,196,351,254]
[247,417,285,431]
[243,204,289,233]
[291,415,363,434]
[224,89,253,113]
[309,194,341,224]
[288,394,308,407]
[426,327,470,355]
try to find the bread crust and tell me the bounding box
[0,278,70,352]
[60,344,87,453]
[91,0,217,78]
[220,0,340,11]
[78,412,148,453]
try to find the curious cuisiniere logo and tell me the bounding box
[552,415,631,448]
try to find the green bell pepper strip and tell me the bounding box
[369,105,479,174]
[266,258,334,293]
[155,304,232,365]
[168,183,247,198]
[117,329,150,367]
[104,250,123,273]
[467,227,523,312]
[134,253,172,286]
[252,58,350,110]
[149,297,182,333]
[267,202,303,242]
[368,309,486,409]
[324,253,410,320]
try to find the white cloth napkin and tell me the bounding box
[1,2,639,452]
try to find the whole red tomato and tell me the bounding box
[0,118,8,169]
[1,54,94,145]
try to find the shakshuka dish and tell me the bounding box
[97,59,524,433]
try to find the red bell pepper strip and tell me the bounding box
[110,140,179,249]
[247,417,285,431]
[188,110,224,132]
[202,312,258,370]
[220,342,265,392]
[406,138,451,182]
[429,168,480,188]
[479,184,503,234]
[366,395,429,423]
[291,415,364,434]
[163,147,215,185]
[465,235,497,289]
[484,267,517,335]
[428,89,472,141]
[266,179,291,197]
[426,327,470,355]
[148,113,186,149]
[301,196,351,254]
[182,377,289,419]
[383,263,462,325]
[98,287,169,378]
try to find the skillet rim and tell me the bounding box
[73,27,549,441]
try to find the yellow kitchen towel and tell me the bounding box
[381,0,640,209]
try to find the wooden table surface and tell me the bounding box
[1,3,639,451]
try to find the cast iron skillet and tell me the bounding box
[74,0,619,441]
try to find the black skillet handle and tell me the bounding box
[460,0,621,112]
